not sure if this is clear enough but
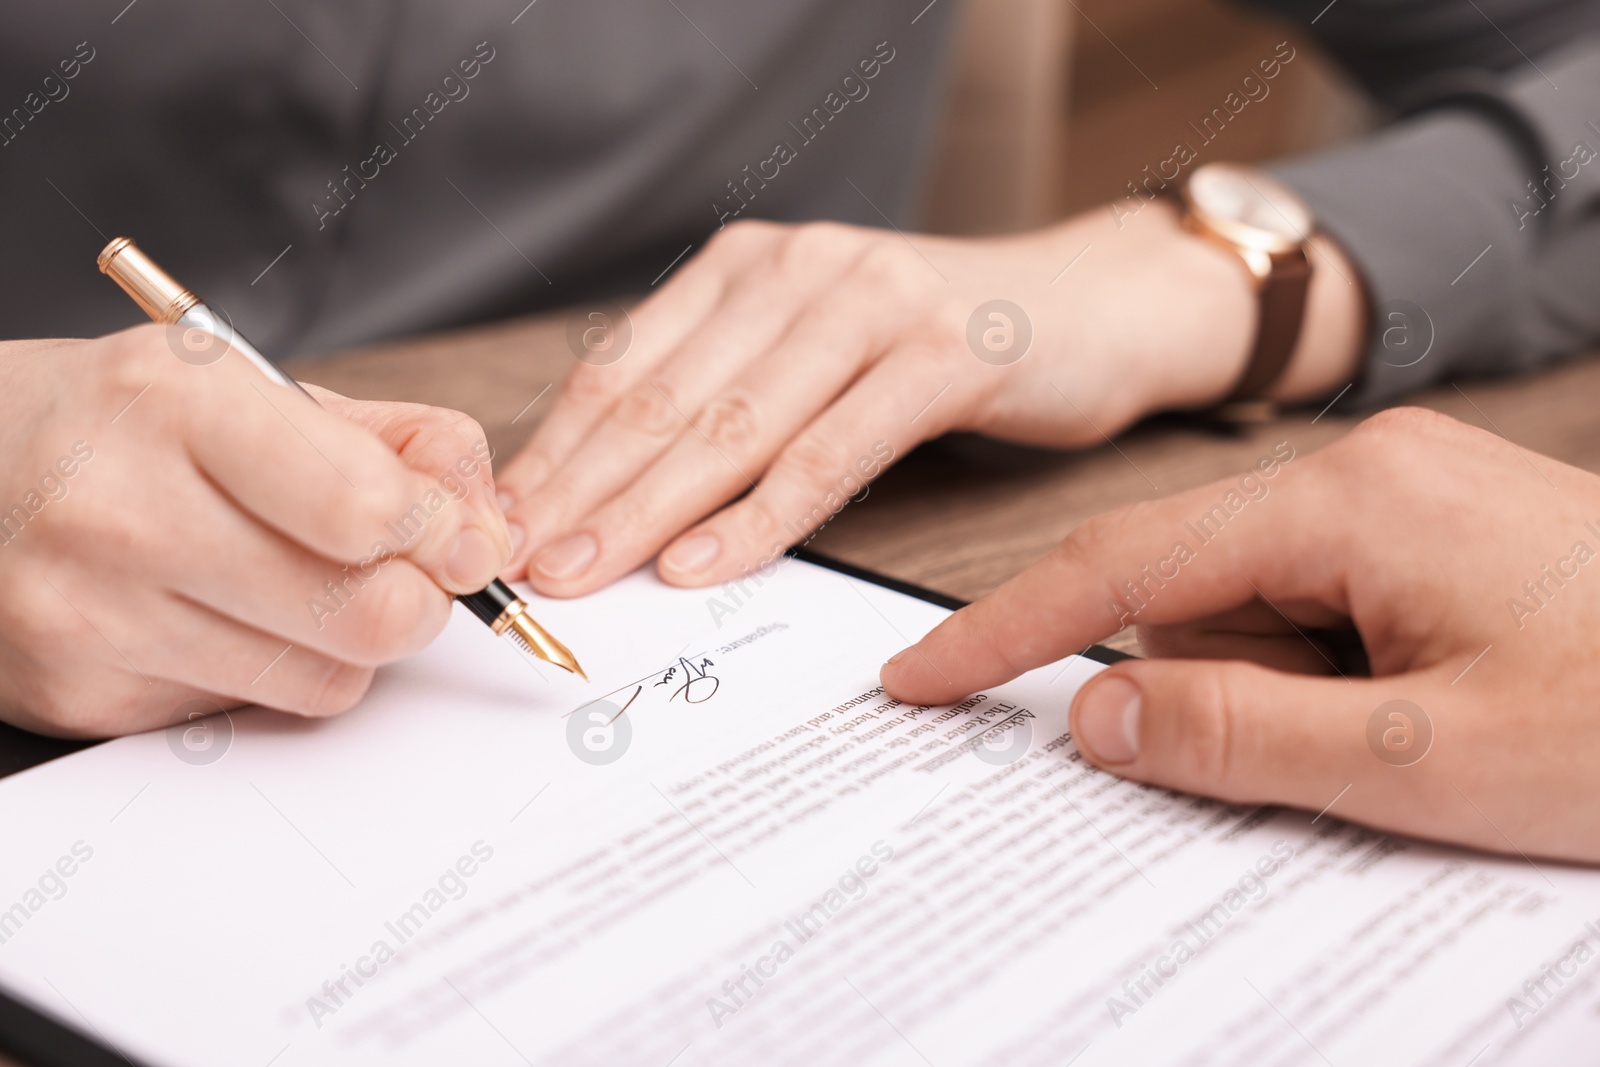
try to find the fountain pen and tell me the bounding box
[96,237,585,679]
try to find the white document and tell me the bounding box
[0,556,1597,1066]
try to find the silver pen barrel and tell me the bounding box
[97,236,309,397]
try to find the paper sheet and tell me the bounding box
[0,556,1597,1066]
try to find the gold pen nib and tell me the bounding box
[505,609,587,680]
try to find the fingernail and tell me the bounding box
[534,532,598,581]
[662,532,720,574]
[496,491,515,513]
[1076,675,1141,764]
[507,522,526,558]
[884,649,908,669]
[445,527,500,591]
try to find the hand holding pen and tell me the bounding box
[97,239,583,678]
[0,241,578,738]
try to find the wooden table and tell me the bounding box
[4,312,1597,1066]
[290,310,1600,654]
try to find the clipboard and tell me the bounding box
[0,550,1129,1067]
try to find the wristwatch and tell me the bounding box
[1176,163,1314,420]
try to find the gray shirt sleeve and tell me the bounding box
[1265,31,1600,405]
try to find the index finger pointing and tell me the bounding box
[881,442,1326,704]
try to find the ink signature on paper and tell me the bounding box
[567,653,721,723]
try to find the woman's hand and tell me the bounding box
[0,325,512,737]
[496,202,1363,597]
[883,408,1600,864]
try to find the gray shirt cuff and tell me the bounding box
[1269,41,1600,407]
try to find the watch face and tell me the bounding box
[1185,163,1312,249]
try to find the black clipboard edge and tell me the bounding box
[787,547,1133,667]
[0,549,1128,1067]
[0,727,97,783]
[0,983,155,1067]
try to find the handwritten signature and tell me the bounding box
[655,656,720,703]
[567,654,721,724]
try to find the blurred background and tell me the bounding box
[921,0,1375,235]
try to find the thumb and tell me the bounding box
[1070,659,1418,811]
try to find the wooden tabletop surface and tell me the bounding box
[4,312,1597,1064]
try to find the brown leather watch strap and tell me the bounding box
[1228,247,1311,402]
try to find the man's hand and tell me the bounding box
[0,326,513,737]
[496,203,1365,596]
[883,408,1600,864]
